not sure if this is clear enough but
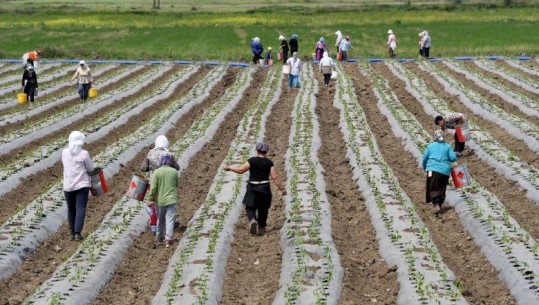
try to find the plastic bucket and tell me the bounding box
[455,123,471,142]
[89,88,97,98]
[282,65,290,74]
[88,167,108,196]
[331,70,338,80]
[451,164,471,188]
[17,93,27,104]
[278,52,283,61]
[126,174,149,201]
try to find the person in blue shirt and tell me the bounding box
[251,37,264,65]
[422,129,457,217]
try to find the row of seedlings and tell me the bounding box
[474,60,539,95]
[272,63,343,305]
[0,62,64,90]
[444,60,539,116]
[417,61,539,153]
[362,61,539,304]
[0,64,206,280]
[152,66,280,305]
[386,60,539,204]
[0,64,158,148]
[343,62,467,304]
[21,65,230,305]
[504,59,539,77]
[0,64,190,195]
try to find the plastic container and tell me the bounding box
[337,51,342,61]
[331,70,338,80]
[278,52,283,61]
[89,88,97,98]
[17,93,27,104]
[455,122,471,142]
[282,64,290,74]
[126,174,150,201]
[88,167,108,196]
[451,164,471,188]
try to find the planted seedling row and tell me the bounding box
[0,62,64,90]
[418,61,539,153]
[21,66,230,305]
[271,64,343,305]
[357,61,467,305]
[386,60,539,204]
[153,67,283,305]
[474,60,539,95]
[504,59,539,77]
[364,61,539,305]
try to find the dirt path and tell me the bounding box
[314,67,399,304]
[0,66,212,305]
[344,62,516,305]
[219,77,293,305]
[92,67,267,305]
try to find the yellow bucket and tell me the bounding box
[89,88,97,98]
[17,93,28,104]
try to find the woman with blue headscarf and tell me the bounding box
[315,36,328,62]
[289,34,299,55]
[224,142,286,236]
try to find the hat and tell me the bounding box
[268,47,272,50]
[387,30,393,34]
[319,36,325,42]
[79,60,86,66]
[433,129,444,142]
[255,142,270,153]
[278,35,285,40]
[292,52,298,58]
[36,50,41,54]
[419,31,424,37]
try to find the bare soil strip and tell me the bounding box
[435,62,539,127]
[406,62,539,170]
[91,67,267,305]
[219,77,293,305]
[344,63,516,305]
[377,61,539,257]
[0,66,213,305]
[313,68,399,305]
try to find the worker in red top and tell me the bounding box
[22,50,41,68]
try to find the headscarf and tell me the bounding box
[154,135,169,150]
[291,34,298,39]
[160,154,174,166]
[253,37,260,43]
[335,30,342,37]
[292,52,298,58]
[319,37,325,42]
[68,131,85,155]
[433,129,445,142]
[256,142,270,153]
[323,52,329,58]
[279,35,285,41]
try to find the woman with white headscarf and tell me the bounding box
[278,35,289,64]
[335,30,343,53]
[62,131,95,241]
[422,129,457,217]
[318,51,335,87]
[386,30,397,59]
[70,60,93,102]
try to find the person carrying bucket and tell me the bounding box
[146,155,179,248]
[435,112,468,157]
[422,130,457,217]
[62,131,95,241]
[140,135,180,232]
[70,60,93,102]
[21,64,38,103]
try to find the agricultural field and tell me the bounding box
[0,55,538,305]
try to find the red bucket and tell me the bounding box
[455,123,471,142]
[126,174,149,201]
[88,167,108,196]
[451,164,471,188]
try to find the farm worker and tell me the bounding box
[339,36,353,61]
[251,37,264,65]
[387,29,397,59]
[70,60,93,102]
[140,135,180,232]
[146,155,179,248]
[335,30,343,53]
[315,37,328,62]
[22,50,41,68]
[265,47,273,65]
[21,64,38,103]
[422,130,457,217]
[279,35,289,63]
[289,34,299,55]
[62,131,95,241]
[435,112,468,157]
[419,30,432,58]
[318,51,335,87]
[223,142,286,235]
[285,52,302,89]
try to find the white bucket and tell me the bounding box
[331,70,338,80]
[282,65,290,74]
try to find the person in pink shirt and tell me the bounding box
[315,37,328,62]
[386,29,397,59]
[61,131,95,241]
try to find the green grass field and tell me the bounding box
[0,1,537,61]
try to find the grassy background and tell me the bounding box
[0,1,537,61]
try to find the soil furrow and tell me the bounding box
[0,66,213,305]
[91,67,264,305]
[435,62,539,126]
[219,77,293,305]
[344,62,515,305]
[314,68,400,304]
